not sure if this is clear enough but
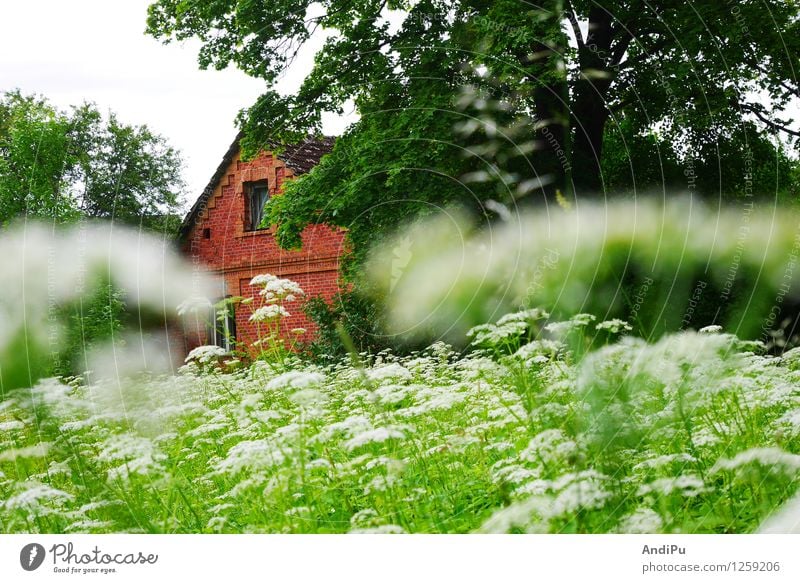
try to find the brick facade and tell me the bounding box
[178,137,345,354]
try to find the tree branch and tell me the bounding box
[741,102,800,138]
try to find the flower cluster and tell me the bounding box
[1,313,800,534]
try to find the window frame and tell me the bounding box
[207,297,236,352]
[245,180,270,231]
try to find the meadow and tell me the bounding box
[2,309,800,533]
[2,200,800,534]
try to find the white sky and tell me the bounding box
[0,0,353,211]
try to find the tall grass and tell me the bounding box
[2,310,800,533]
[2,208,800,534]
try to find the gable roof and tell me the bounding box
[178,133,335,242]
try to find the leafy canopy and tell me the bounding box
[147,1,800,246]
[0,90,185,231]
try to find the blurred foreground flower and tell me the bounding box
[0,221,217,392]
[368,198,800,344]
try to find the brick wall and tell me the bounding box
[180,148,346,354]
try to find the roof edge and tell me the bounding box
[177,133,335,244]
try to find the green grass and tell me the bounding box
[2,312,800,533]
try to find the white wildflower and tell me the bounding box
[550,473,612,515]
[0,442,51,461]
[373,383,412,405]
[467,320,528,347]
[350,508,380,527]
[632,453,697,471]
[345,427,406,451]
[513,340,564,362]
[349,524,406,534]
[185,345,227,364]
[215,440,285,474]
[544,320,580,336]
[478,496,550,533]
[492,464,539,484]
[266,370,325,390]
[365,363,412,382]
[363,474,400,495]
[0,420,25,431]
[699,325,723,334]
[521,429,580,466]
[4,482,73,512]
[314,415,373,443]
[618,508,663,533]
[596,319,633,334]
[98,434,166,481]
[497,308,550,325]
[249,274,305,304]
[250,304,290,322]
[711,447,800,474]
[637,475,707,497]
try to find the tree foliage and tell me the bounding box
[147,1,799,237]
[147,0,800,348]
[0,90,185,230]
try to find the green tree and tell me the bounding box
[147,0,800,348]
[147,0,799,192]
[0,90,185,230]
[0,92,78,222]
[0,91,186,377]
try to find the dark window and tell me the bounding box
[202,228,211,239]
[207,299,236,351]
[247,182,269,230]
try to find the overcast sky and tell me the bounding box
[0,0,352,210]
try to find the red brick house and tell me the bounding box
[177,134,345,353]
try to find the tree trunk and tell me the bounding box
[570,6,615,195]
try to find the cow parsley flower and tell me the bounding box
[345,427,406,451]
[185,345,228,364]
[266,370,325,390]
[249,304,290,322]
[637,475,707,497]
[365,363,412,382]
[4,482,73,513]
[0,443,51,462]
[349,524,406,534]
[496,308,550,325]
[0,420,24,431]
[98,434,166,481]
[521,429,580,466]
[711,447,800,474]
[596,319,633,334]
[215,439,286,474]
[632,453,697,471]
[618,508,663,533]
[350,508,380,527]
[699,325,723,334]
[550,473,612,515]
[249,274,305,302]
[478,496,550,533]
[363,474,400,494]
